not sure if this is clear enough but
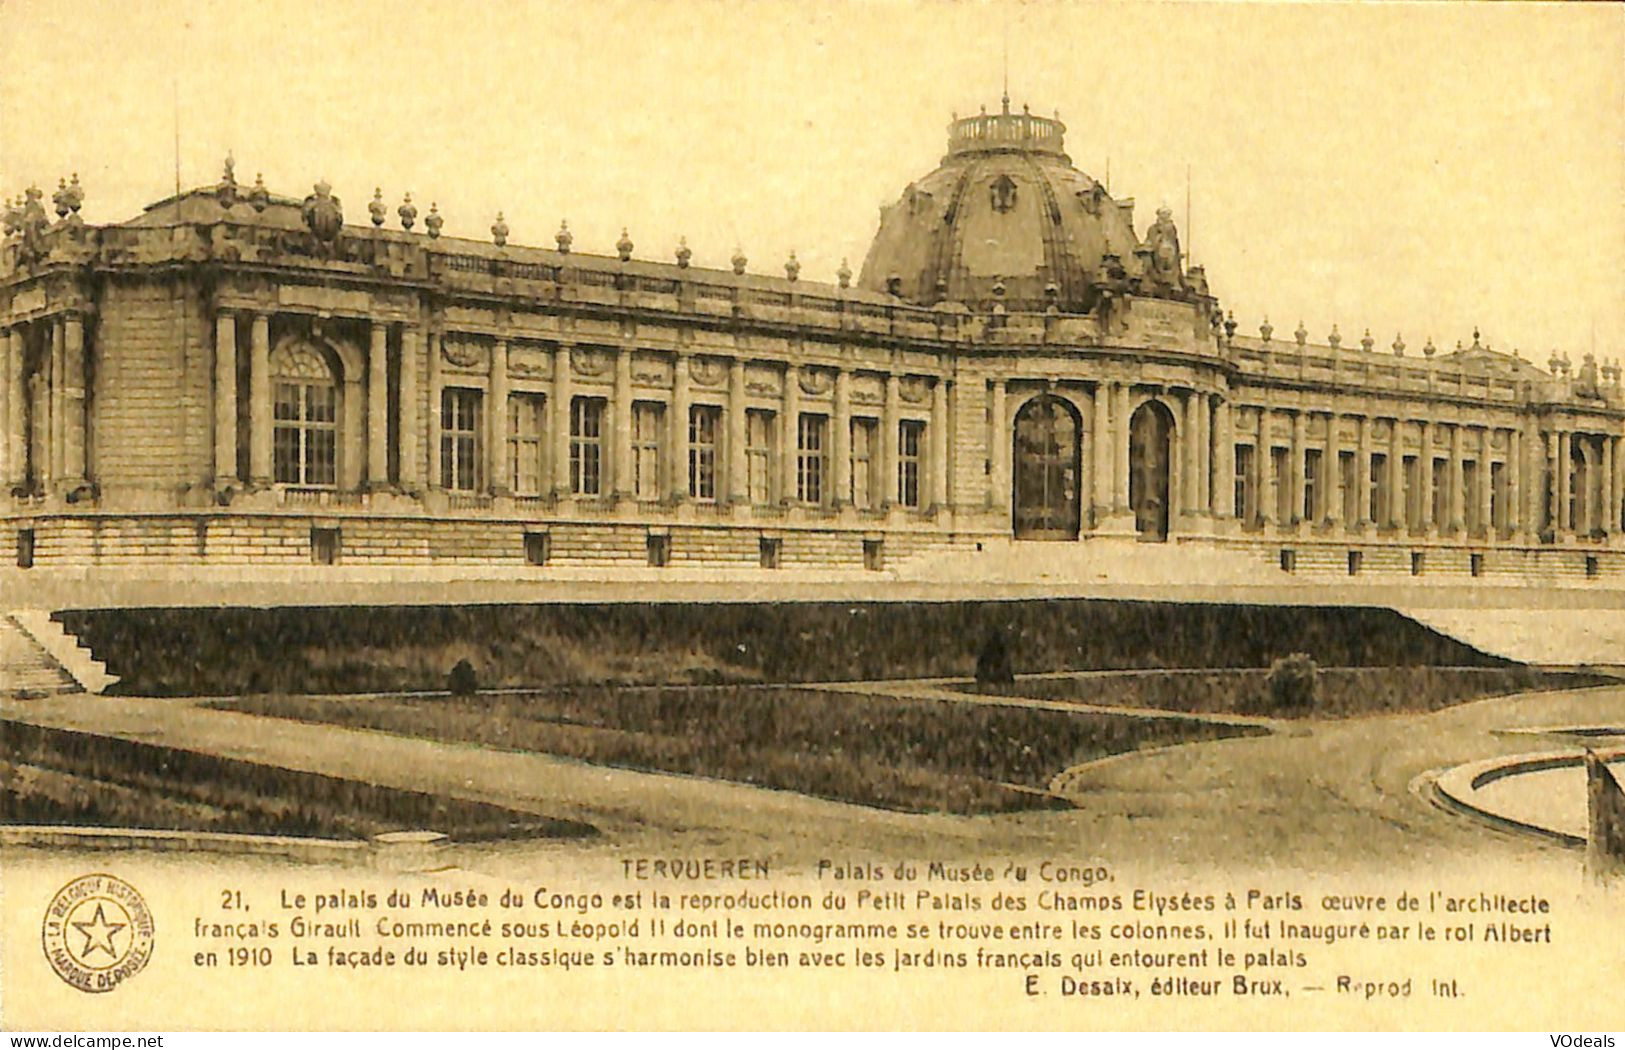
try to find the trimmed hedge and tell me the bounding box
[57,600,1508,697]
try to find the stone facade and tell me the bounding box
[3,110,1623,581]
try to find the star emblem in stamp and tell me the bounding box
[42,873,155,993]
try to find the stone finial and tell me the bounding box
[785,250,800,282]
[1327,324,1342,350]
[836,258,852,289]
[1549,350,1564,374]
[991,276,1007,299]
[248,174,270,213]
[62,173,84,219]
[1223,310,1238,342]
[369,188,387,227]
[934,277,949,302]
[886,273,902,296]
[1423,336,1436,358]
[398,193,417,231]
[218,157,239,210]
[617,227,634,262]
[1392,333,1406,356]
[675,237,691,268]
[492,212,509,247]
[731,246,747,275]
[424,202,443,239]
[1360,328,1374,353]
[1470,326,1483,352]
[555,220,572,254]
[2,195,21,237]
[1259,317,1273,343]
[1294,320,1308,347]
[52,177,71,219]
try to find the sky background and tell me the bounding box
[1,0,1620,360]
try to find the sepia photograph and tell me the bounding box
[1,0,1622,1034]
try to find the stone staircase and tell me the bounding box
[3,611,118,695]
[1,614,80,697]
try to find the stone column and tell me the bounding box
[0,327,10,488]
[1197,394,1211,516]
[609,346,632,500]
[1558,428,1572,536]
[669,351,690,501]
[1478,427,1493,537]
[61,313,86,487]
[2,327,23,490]
[30,366,50,490]
[551,344,574,497]
[1456,422,1469,536]
[727,357,747,504]
[882,373,900,508]
[428,331,444,490]
[930,377,949,511]
[1613,432,1625,537]
[214,310,237,486]
[1602,433,1615,538]
[1419,420,1436,534]
[1289,409,1307,526]
[1183,392,1202,522]
[398,324,420,490]
[48,319,61,483]
[1388,417,1404,529]
[780,363,799,503]
[1355,415,1371,530]
[368,321,390,489]
[832,369,852,508]
[989,379,1008,512]
[1092,382,1112,524]
[1114,382,1132,513]
[1508,426,1522,540]
[1325,411,1342,528]
[1215,398,1236,520]
[1258,406,1274,528]
[249,314,272,485]
[488,337,510,495]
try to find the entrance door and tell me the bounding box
[1129,401,1174,541]
[1011,395,1080,539]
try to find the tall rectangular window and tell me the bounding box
[1340,451,1359,525]
[688,404,720,501]
[1271,447,1291,523]
[1491,461,1508,532]
[898,419,925,508]
[275,380,338,487]
[746,409,776,506]
[1234,444,1255,524]
[1432,458,1449,530]
[507,392,546,496]
[1370,452,1389,525]
[1463,460,1481,533]
[1404,456,1422,528]
[632,401,664,501]
[797,414,827,504]
[570,397,605,496]
[440,387,482,492]
[851,418,877,509]
[1303,448,1322,522]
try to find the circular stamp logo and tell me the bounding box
[42,873,154,993]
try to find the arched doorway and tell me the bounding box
[1129,400,1175,541]
[1011,394,1080,539]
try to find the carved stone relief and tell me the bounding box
[571,346,613,378]
[689,356,728,388]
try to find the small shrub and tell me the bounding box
[449,659,478,697]
[975,628,1014,686]
[1265,653,1320,710]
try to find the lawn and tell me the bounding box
[0,719,592,841]
[218,686,1265,814]
[960,667,1614,718]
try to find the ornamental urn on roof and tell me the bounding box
[398,193,417,231]
[555,220,572,254]
[302,180,344,242]
[836,258,851,288]
[248,174,270,213]
[785,251,800,282]
[217,157,238,210]
[731,246,747,275]
[617,227,634,262]
[492,212,509,247]
[424,202,443,238]
[369,188,387,227]
[675,237,692,269]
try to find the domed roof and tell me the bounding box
[858,98,1198,312]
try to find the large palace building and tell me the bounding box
[3,101,1623,581]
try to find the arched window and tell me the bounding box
[272,342,338,487]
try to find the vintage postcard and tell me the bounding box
[1,0,1622,1034]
